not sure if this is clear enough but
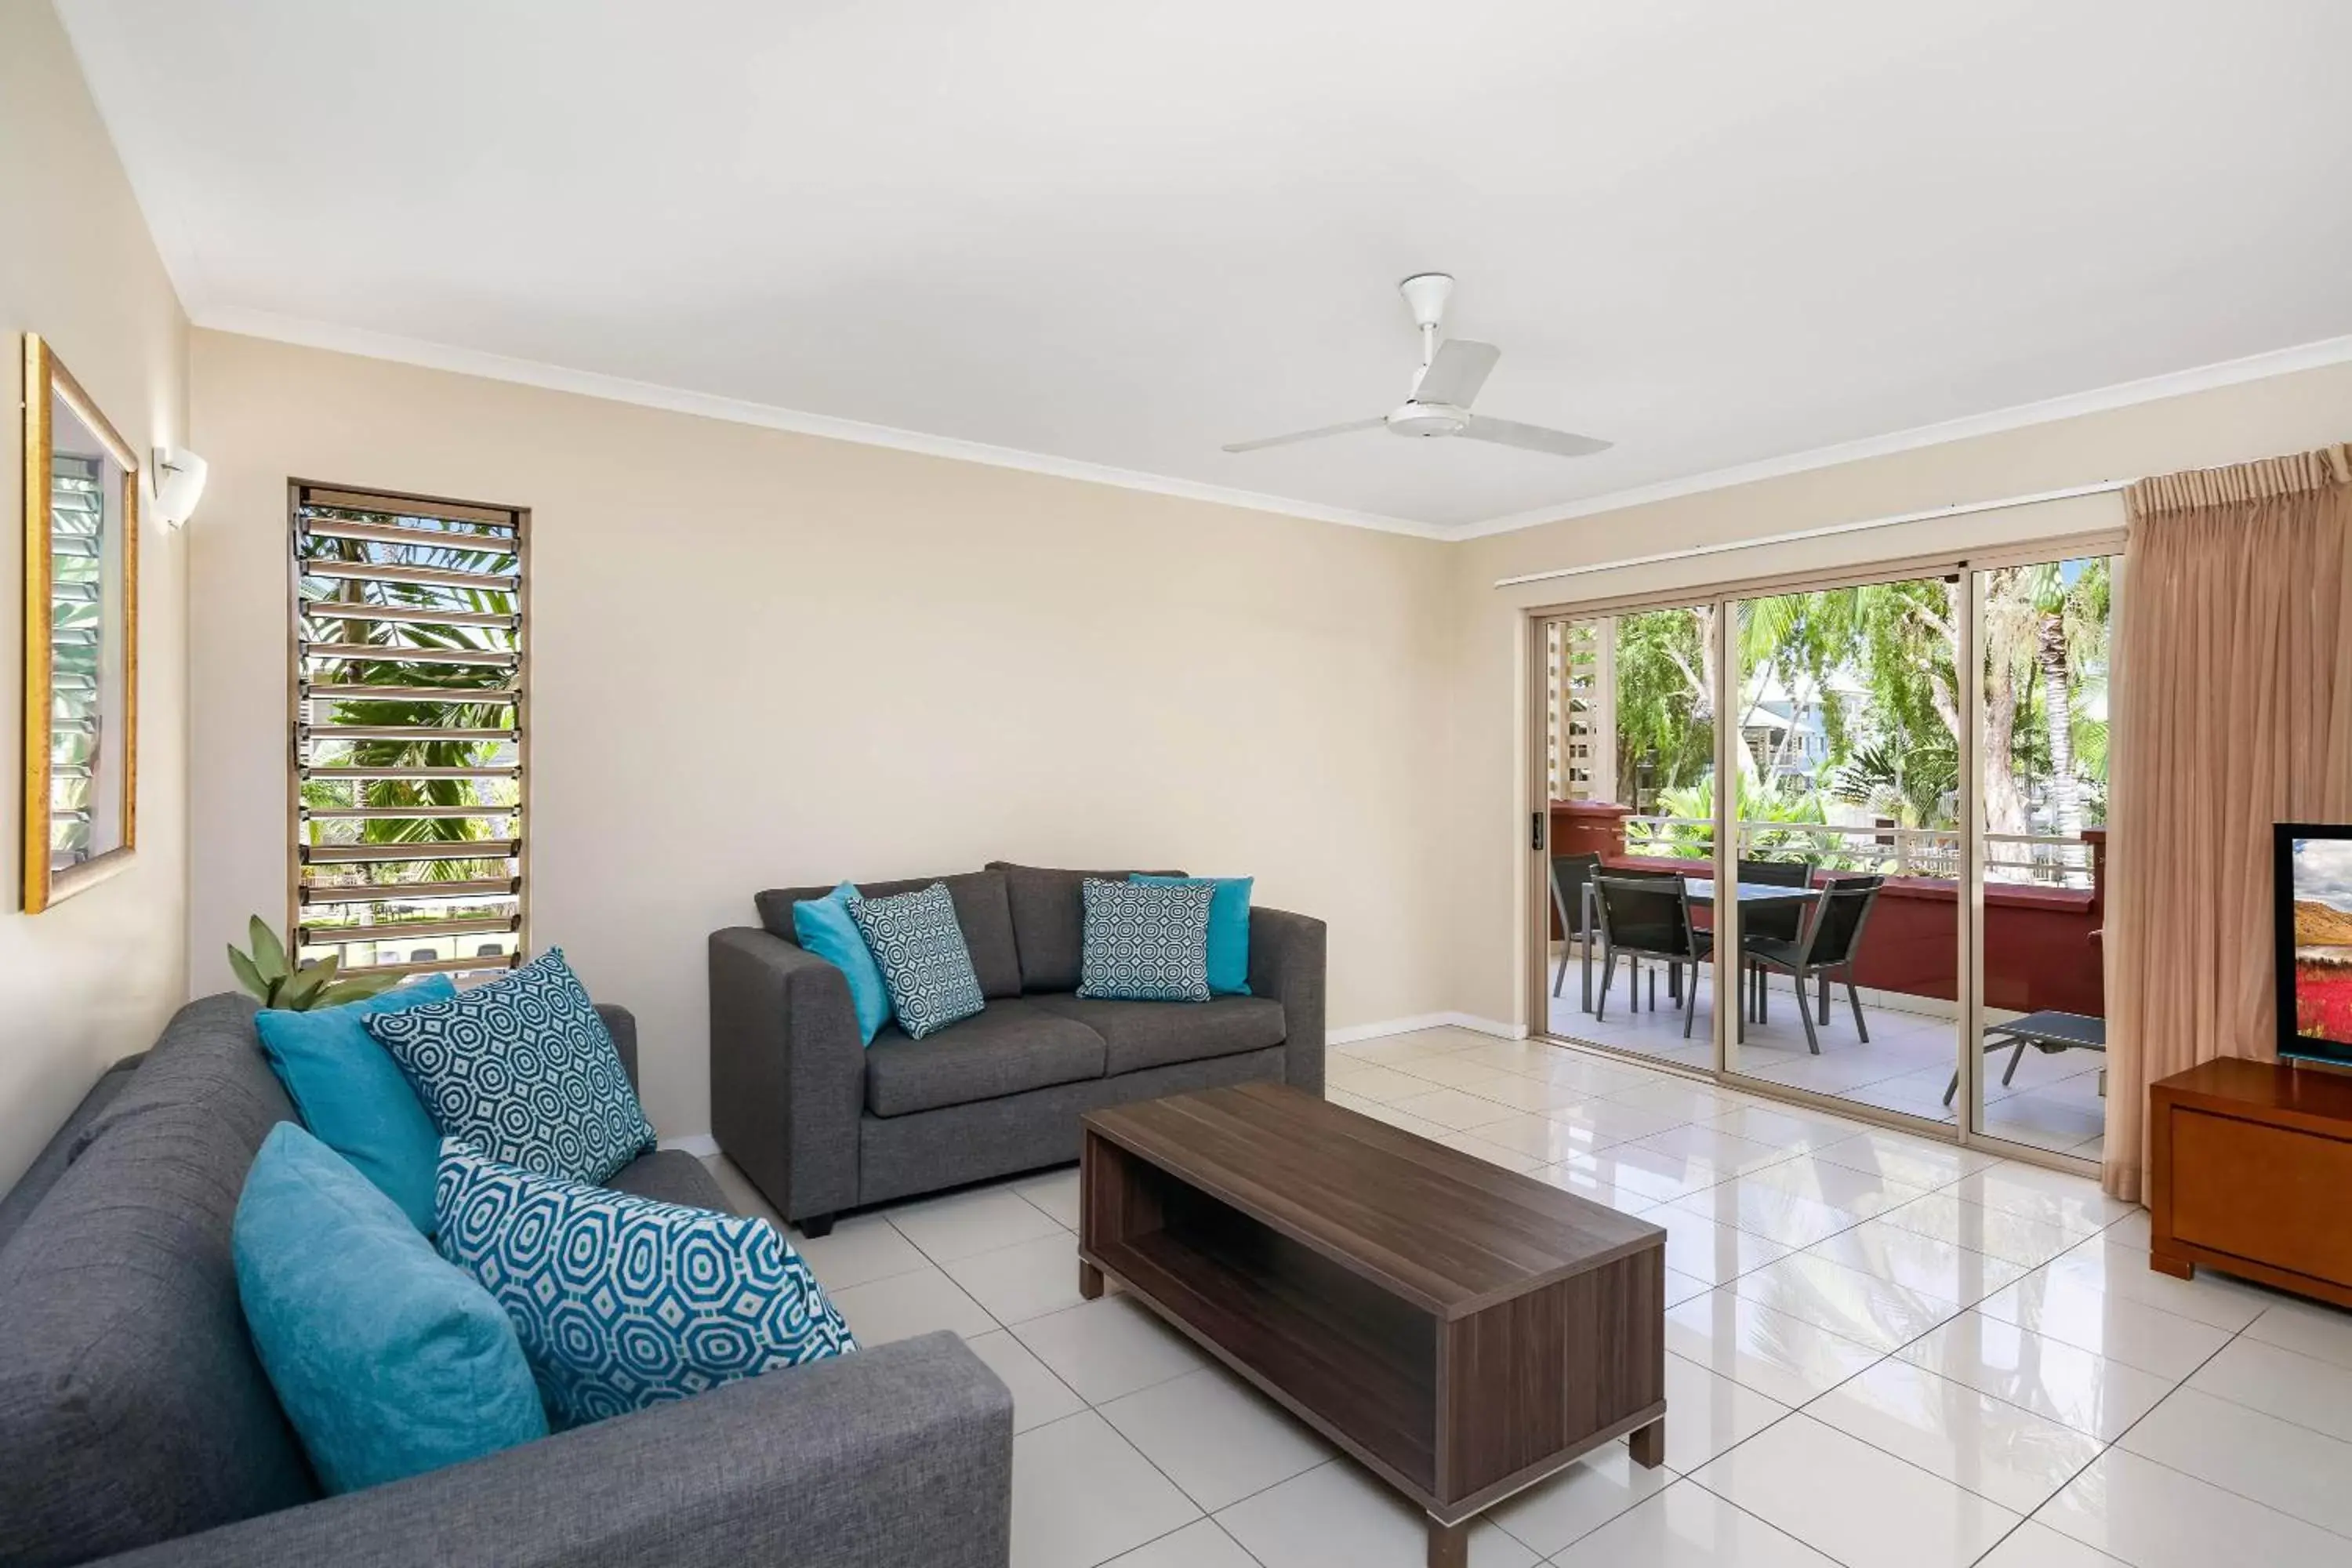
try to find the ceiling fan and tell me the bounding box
[1221,274,1611,459]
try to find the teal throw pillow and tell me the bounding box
[792,882,890,1044]
[1079,877,1214,1002]
[254,975,458,1232]
[435,1142,856,1427]
[1131,874,1253,995]
[365,949,655,1185]
[234,1123,546,1494]
[848,882,985,1039]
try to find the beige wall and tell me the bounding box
[0,0,191,1188]
[1443,358,2352,1029]
[187,332,1461,1140]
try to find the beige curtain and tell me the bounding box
[2104,445,2352,1200]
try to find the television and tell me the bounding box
[2276,824,2352,1069]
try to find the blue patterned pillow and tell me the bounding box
[434,1142,855,1426]
[849,882,985,1040]
[1079,877,1214,1002]
[365,949,655,1185]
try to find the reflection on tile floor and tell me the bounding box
[702,1025,2352,1566]
[1544,956,2107,1161]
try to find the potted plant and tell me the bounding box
[227,916,401,1011]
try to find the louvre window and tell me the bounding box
[289,482,528,980]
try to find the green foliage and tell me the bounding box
[227,914,398,1010]
[1612,609,1712,798]
[1831,735,1959,829]
[1653,775,1831,861]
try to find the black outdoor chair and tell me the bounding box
[1548,853,1602,998]
[1742,875,1884,1054]
[1592,875,1713,1037]
[1736,857,1814,1022]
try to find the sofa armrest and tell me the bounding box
[708,927,865,1222]
[595,1004,637,1090]
[99,1332,1011,1568]
[1249,906,1327,1095]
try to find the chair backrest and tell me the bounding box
[1737,857,1813,887]
[1548,853,1601,935]
[1594,875,1697,958]
[1737,857,1813,941]
[1803,876,1883,966]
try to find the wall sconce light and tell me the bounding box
[150,446,208,528]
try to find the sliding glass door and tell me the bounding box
[1536,544,2120,1169]
[1716,577,1962,1123]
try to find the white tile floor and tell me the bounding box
[1545,959,2111,1160]
[704,1026,2352,1566]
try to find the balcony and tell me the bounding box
[1548,800,2107,1160]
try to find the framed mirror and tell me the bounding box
[21,335,138,911]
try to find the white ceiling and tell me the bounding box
[60,0,2352,533]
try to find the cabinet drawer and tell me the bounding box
[2169,1107,2352,1283]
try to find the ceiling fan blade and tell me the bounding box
[1221,417,1385,454]
[1413,339,1500,408]
[1457,416,1613,459]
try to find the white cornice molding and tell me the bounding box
[194,307,1449,539]
[195,306,2352,548]
[1451,332,2352,539]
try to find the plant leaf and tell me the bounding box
[248,916,289,982]
[227,944,270,1002]
[276,963,330,1011]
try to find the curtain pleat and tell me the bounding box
[2104,444,2352,1201]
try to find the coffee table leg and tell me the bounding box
[1629,1415,1666,1469]
[1426,1516,1469,1568]
[1078,1259,1104,1300]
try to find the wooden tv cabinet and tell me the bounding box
[2149,1055,2352,1308]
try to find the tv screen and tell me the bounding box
[2278,824,2352,1069]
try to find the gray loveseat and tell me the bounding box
[710,862,1327,1233]
[0,994,1012,1568]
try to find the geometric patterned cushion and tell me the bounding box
[1077,877,1214,1003]
[848,882,986,1040]
[434,1143,856,1427]
[365,949,655,1186]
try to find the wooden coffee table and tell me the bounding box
[1078,1083,1667,1568]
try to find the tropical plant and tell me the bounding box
[1654,775,1831,862]
[227,914,398,1010]
[1831,736,1958,829]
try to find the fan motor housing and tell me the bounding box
[1386,401,1469,438]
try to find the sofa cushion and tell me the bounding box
[851,883,988,1040]
[366,949,656,1185]
[986,862,1184,993]
[864,998,1106,1116]
[1078,877,1214,1004]
[0,995,320,1566]
[757,870,1022,1000]
[606,1148,735,1211]
[234,1124,546,1494]
[252,975,457,1233]
[436,1145,856,1427]
[1031,994,1288,1076]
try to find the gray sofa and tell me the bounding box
[710,862,1327,1234]
[0,993,1012,1568]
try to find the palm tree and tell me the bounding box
[302,520,518,944]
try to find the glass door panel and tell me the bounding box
[1720,580,1961,1120]
[1970,556,2115,1159]
[1544,605,1719,1070]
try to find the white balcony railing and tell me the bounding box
[1617,816,2098,890]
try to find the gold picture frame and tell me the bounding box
[22,335,138,912]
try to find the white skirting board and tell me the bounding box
[1327,1013,1527,1045]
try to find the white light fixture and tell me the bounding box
[150,446,209,528]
